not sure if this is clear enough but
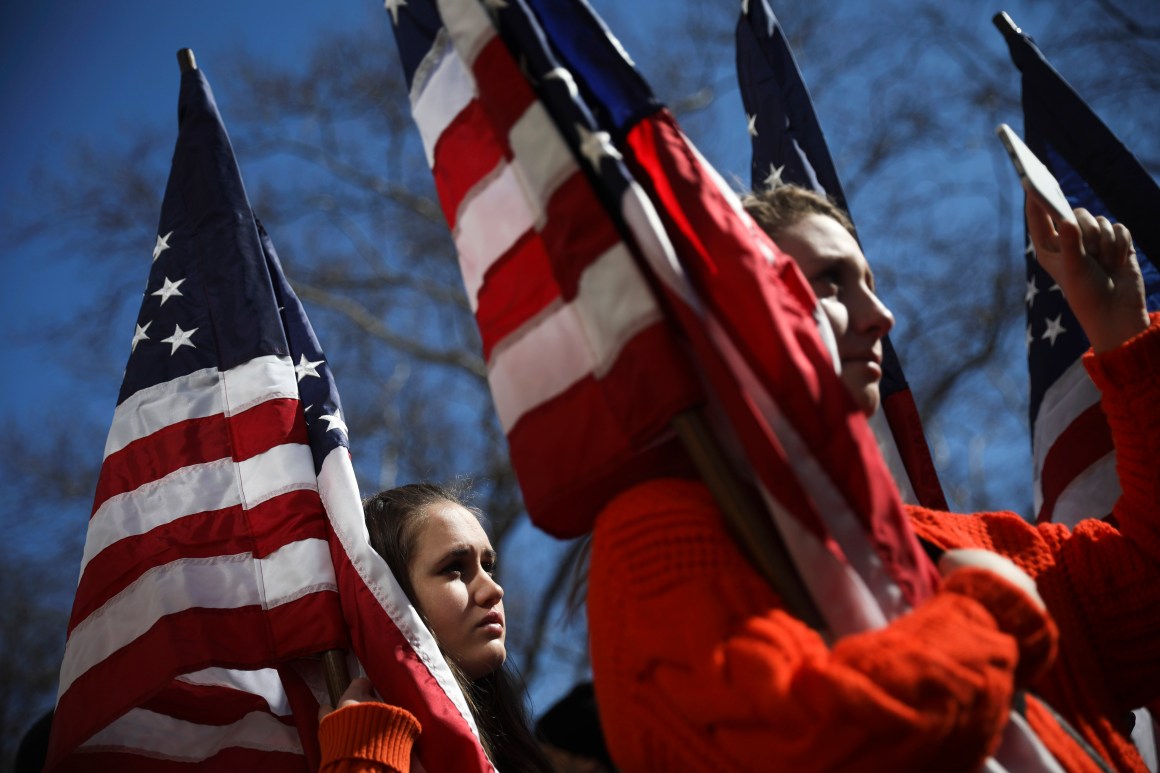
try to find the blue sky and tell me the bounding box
[0,1,378,419]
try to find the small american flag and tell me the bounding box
[48,65,489,771]
[386,0,940,634]
[998,20,1160,527]
[736,0,947,511]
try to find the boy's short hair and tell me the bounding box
[741,184,856,240]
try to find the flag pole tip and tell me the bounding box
[177,49,198,73]
[992,12,1021,37]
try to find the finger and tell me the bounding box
[318,703,334,722]
[1075,207,1100,259]
[1024,193,1060,255]
[1113,222,1133,268]
[1096,216,1115,267]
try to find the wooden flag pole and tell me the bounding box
[670,410,828,634]
[174,45,352,708]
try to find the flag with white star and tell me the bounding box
[999,19,1160,526]
[736,0,948,512]
[387,0,942,641]
[48,64,482,772]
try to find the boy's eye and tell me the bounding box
[441,562,463,576]
[811,270,842,296]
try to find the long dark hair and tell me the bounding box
[364,483,553,773]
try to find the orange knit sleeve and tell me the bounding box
[588,478,1053,773]
[319,702,421,773]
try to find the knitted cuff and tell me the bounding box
[941,567,1058,688]
[319,702,421,773]
[1083,312,1160,392]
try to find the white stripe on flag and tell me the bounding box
[1050,451,1119,528]
[61,538,336,696]
[104,356,298,458]
[455,161,539,310]
[1032,356,1101,480]
[509,101,579,211]
[487,243,661,432]
[177,668,293,716]
[79,707,303,760]
[869,409,920,506]
[412,31,474,167]
[82,444,318,575]
[438,0,495,69]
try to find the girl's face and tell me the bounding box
[407,501,506,680]
[775,213,895,416]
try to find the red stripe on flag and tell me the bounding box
[68,489,328,633]
[506,323,701,536]
[50,593,347,769]
[140,679,295,728]
[539,173,624,303]
[92,399,305,509]
[471,36,538,137]
[1037,403,1114,523]
[433,98,508,229]
[475,172,623,359]
[881,389,949,511]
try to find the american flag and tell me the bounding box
[47,65,490,771]
[997,18,1160,527]
[736,0,947,511]
[386,0,941,635]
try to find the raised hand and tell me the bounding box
[1025,195,1150,353]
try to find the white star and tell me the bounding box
[161,323,198,355]
[153,231,173,262]
[1049,282,1062,294]
[746,114,758,138]
[295,354,325,382]
[319,410,349,436]
[152,276,186,306]
[763,163,786,190]
[1024,240,1035,258]
[1041,315,1067,346]
[1024,276,1038,307]
[741,0,750,14]
[1025,324,1033,351]
[131,321,151,353]
[384,0,407,25]
[576,124,622,170]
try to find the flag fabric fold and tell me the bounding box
[386,0,941,638]
[49,66,488,772]
[736,0,947,511]
[997,20,1160,527]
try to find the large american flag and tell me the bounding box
[996,18,1160,528]
[736,0,947,511]
[386,0,941,636]
[47,65,490,771]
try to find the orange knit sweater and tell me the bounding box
[318,702,420,773]
[587,314,1160,772]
